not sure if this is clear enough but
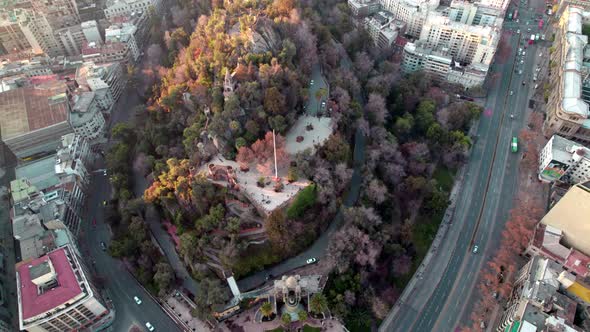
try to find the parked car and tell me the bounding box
[310,79,314,86]
[145,322,155,331]
[306,258,317,264]
[472,245,479,254]
[134,296,142,305]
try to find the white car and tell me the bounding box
[134,296,142,305]
[472,245,479,254]
[145,322,155,331]
[539,53,542,57]
[517,29,521,34]
[510,91,513,95]
[306,258,317,264]
[310,80,314,85]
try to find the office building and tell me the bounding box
[76,61,123,111]
[69,92,106,141]
[545,6,590,145]
[0,78,73,159]
[16,245,112,332]
[538,135,590,183]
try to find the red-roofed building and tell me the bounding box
[16,245,113,332]
[527,224,590,278]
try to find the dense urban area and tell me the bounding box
[0,0,590,331]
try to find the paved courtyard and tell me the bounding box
[285,116,333,155]
[199,157,310,214]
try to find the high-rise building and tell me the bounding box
[81,21,102,45]
[76,61,123,110]
[538,135,590,183]
[544,6,590,145]
[69,91,106,141]
[16,245,112,332]
[29,0,80,30]
[380,0,436,37]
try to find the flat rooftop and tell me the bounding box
[17,247,82,320]
[15,155,60,192]
[0,83,69,140]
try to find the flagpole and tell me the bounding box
[273,129,278,179]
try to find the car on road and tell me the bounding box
[145,322,155,331]
[517,29,520,33]
[100,242,107,251]
[265,274,273,281]
[306,258,317,264]
[510,91,513,95]
[102,200,107,206]
[511,137,519,152]
[519,70,523,75]
[321,101,326,109]
[134,296,142,305]
[522,81,526,85]
[522,51,526,56]
[310,79,314,86]
[472,245,479,254]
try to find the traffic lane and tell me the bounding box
[414,43,518,331]
[435,49,533,331]
[85,173,181,332]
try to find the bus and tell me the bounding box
[513,9,519,21]
[511,137,518,153]
[539,19,544,29]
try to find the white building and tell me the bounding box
[379,0,436,37]
[81,20,103,45]
[16,245,113,332]
[103,0,163,20]
[446,63,488,88]
[544,6,590,145]
[419,12,499,66]
[76,61,123,110]
[104,23,139,62]
[538,134,590,184]
[69,92,106,141]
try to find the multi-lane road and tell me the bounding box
[81,91,182,332]
[380,0,549,331]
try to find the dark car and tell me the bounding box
[100,242,107,251]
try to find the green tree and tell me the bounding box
[278,39,296,65]
[235,137,247,150]
[281,313,292,325]
[310,293,328,314]
[426,123,446,144]
[297,310,308,322]
[286,184,317,219]
[261,302,273,319]
[264,87,286,115]
[394,113,414,137]
[415,99,436,133]
[153,262,175,294]
[268,115,287,133]
[112,123,136,142]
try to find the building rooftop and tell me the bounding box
[10,178,39,203]
[0,82,69,141]
[564,249,590,277]
[17,247,82,320]
[541,183,590,256]
[15,155,60,192]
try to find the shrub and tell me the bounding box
[287,184,317,219]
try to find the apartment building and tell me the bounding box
[544,6,590,145]
[348,0,381,17]
[379,0,436,37]
[69,92,106,141]
[538,135,590,183]
[419,13,499,66]
[0,78,73,159]
[103,0,163,20]
[81,21,141,66]
[16,245,113,332]
[76,61,123,110]
[30,0,80,31]
[364,11,405,48]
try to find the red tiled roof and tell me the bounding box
[564,250,590,277]
[29,75,59,86]
[17,247,83,320]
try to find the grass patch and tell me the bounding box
[303,326,321,332]
[287,184,317,219]
[231,243,281,279]
[432,166,456,192]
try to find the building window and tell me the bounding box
[560,125,572,133]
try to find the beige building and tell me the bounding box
[103,0,162,20]
[540,182,590,255]
[380,0,435,37]
[544,6,590,145]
